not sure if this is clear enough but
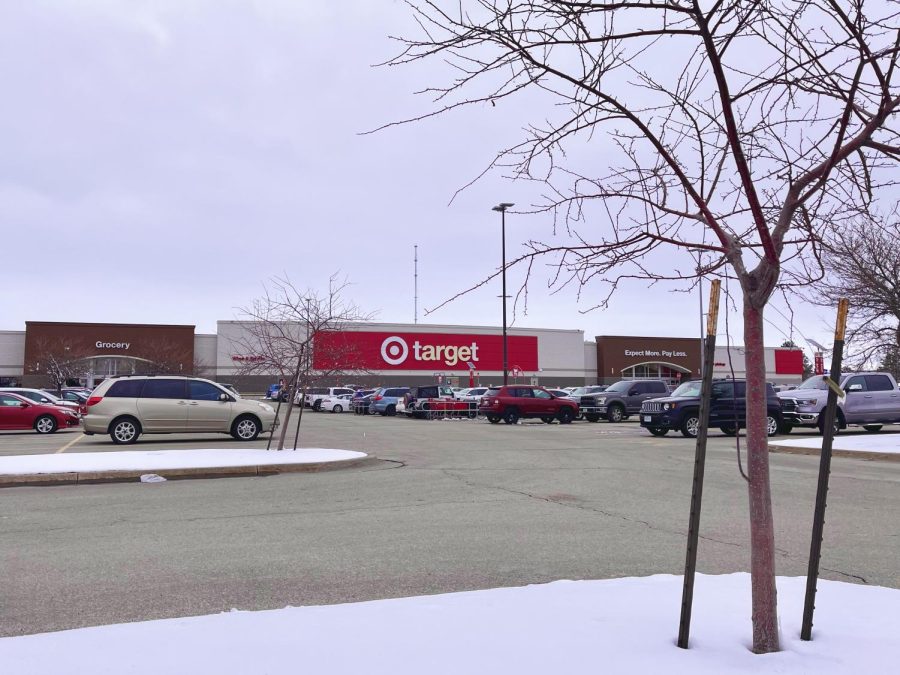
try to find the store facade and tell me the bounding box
[594,335,804,385]
[216,321,590,390]
[20,322,200,388]
[0,321,805,391]
[595,335,701,386]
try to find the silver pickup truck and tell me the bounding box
[778,372,900,433]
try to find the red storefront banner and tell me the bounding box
[774,348,804,375]
[313,331,539,372]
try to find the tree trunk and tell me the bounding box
[742,300,781,653]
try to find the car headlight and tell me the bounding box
[258,403,275,413]
[664,403,676,411]
[795,398,817,406]
[596,397,606,404]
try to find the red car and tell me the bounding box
[479,385,578,424]
[0,392,81,434]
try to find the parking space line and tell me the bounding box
[56,434,85,454]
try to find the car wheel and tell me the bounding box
[584,413,601,423]
[231,415,261,441]
[34,415,58,434]
[312,400,322,412]
[680,413,700,438]
[332,404,343,414]
[503,408,519,425]
[607,404,625,423]
[110,417,140,444]
[647,427,668,437]
[557,408,574,424]
[541,416,555,424]
[779,422,793,435]
[386,405,396,417]
[487,415,500,424]
[766,415,780,437]
[818,413,841,435]
[863,424,883,432]
[720,426,737,436]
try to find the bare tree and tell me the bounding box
[233,275,372,450]
[28,339,90,393]
[382,0,900,652]
[813,211,900,373]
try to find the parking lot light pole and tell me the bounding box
[493,203,514,385]
[688,247,706,378]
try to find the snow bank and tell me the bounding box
[0,448,367,475]
[1,574,896,674]
[771,433,900,455]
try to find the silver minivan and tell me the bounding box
[82,376,278,444]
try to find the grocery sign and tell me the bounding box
[313,331,539,371]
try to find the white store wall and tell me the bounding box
[0,330,25,377]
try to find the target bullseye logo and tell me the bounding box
[380,336,409,365]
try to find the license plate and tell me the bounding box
[644,416,652,422]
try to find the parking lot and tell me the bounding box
[1,411,898,637]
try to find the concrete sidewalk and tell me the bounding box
[0,448,375,487]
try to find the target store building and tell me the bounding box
[0,320,803,391]
[216,321,592,390]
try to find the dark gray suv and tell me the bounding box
[593,380,670,422]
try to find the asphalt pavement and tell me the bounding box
[1,412,898,637]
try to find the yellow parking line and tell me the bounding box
[56,434,85,454]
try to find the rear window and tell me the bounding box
[107,380,145,398]
[485,388,502,396]
[866,375,894,391]
[385,388,409,397]
[307,388,328,395]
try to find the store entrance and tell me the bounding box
[621,362,692,387]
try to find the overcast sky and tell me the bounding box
[0,1,838,351]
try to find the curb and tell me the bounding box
[769,444,900,463]
[0,454,378,488]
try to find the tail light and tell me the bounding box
[86,396,103,407]
[373,394,383,401]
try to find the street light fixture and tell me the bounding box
[493,202,514,385]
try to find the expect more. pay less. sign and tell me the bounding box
[312,331,539,372]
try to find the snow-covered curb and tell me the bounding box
[0,448,370,486]
[1,573,896,673]
[771,433,900,457]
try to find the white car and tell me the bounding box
[320,393,353,413]
[457,387,488,403]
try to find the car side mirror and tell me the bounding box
[219,393,228,401]
[628,389,638,396]
[19,402,29,408]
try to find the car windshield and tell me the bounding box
[604,381,634,393]
[670,380,702,397]
[569,387,588,396]
[796,375,829,391]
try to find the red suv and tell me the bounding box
[479,386,578,424]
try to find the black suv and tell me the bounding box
[591,380,670,422]
[639,379,783,438]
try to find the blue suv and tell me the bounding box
[369,387,411,416]
[639,379,783,438]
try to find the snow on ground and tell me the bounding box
[771,433,900,455]
[0,448,366,475]
[1,574,896,674]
